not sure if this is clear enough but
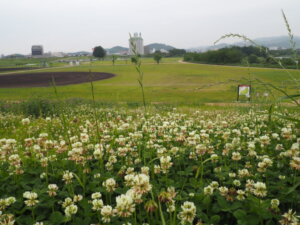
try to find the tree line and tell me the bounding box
[184,46,299,67]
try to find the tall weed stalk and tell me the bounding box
[51,75,71,146]
[88,70,101,141]
[129,33,146,112]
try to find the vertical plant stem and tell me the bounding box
[51,75,71,146]
[88,70,101,142]
[129,33,147,112]
[158,200,166,225]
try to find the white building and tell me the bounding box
[129,32,144,55]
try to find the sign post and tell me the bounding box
[237,85,251,102]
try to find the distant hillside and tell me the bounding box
[4,54,26,58]
[106,43,176,54]
[106,46,129,55]
[188,36,300,52]
[145,43,175,51]
[254,36,300,48]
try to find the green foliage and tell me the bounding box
[20,99,57,117]
[167,49,186,57]
[92,46,106,59]
[112,55,117,65]
[153,51,163,64]
[184,46,267,65]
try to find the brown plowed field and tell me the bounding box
[0,72,115,88]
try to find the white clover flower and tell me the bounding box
[236,190,245,201]
[0,197,16,210]
[232,152,242,161]
[290,156,300,170]
[141,166,150,175]
[91,192,102,199]
[94,173,101,178]
[39,133,48,138]
[204,185,214,196]
[62,171,74,184]
[278,175,286,180]
[233,180,241,187]
[23,191,39,207]
[189,193,195,197]
[21,118,30,125]
[115,194,135,217]
[80,133,89,143]
[62,197,73,208]
[229,172,236,178]
[166,199,175,213]
[210,154,218,162]
[218,186,228,196]
[92,199,103,211]
[73,195,83,202]
[279,209,299,225]
[238,169,250,178]
[253,182,267,197]
[64,204,78,218]
[47,184,59,197]
[160,155,173,173]
[132,173,152,195]
[103,178,117,192]
[154,165,161,174]
[271,199,280,209]
[260,135,270,145]
[101,205,113,223]
[178,201,196,225]
[210,181,219,189]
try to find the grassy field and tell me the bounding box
[0,57,299,106]
[0,57,66,68]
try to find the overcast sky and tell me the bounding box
[1,0,299,55]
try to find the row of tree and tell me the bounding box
[183,46,299,66]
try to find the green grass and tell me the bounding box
[0,57,299,106]
[0,57,66,68]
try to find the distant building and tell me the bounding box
[31,45,44,56]
[129,33,144,55]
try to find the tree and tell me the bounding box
[93,46,106,59]
[168,48,186,57]
[112,55,117,65]
[248,54,259,64]
[153,51,162,64]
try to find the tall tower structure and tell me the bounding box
[129,32,144,55]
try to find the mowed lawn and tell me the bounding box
[0,57,299,105]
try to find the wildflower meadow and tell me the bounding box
[0,106,299,224]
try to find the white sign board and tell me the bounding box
[238,85,250,98]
